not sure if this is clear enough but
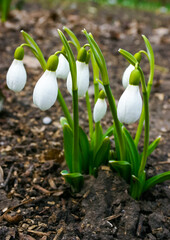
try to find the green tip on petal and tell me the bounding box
[14,46,24,60]
[46,54,59,71]
[129,69,141,86]
[77,47,87,62]
[99,90,106,99]
[134,52,142,63]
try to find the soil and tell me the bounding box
[0,1,170,240]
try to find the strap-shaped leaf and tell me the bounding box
[61,170,84,193]
[109,160,131,183]
[140,136,161,159]
[63,26,81,51]
[122,126,140,175]
[60,118,73,172]
[118,48,137,66]
[143,171,170,193]
[142,35,154,70]
[79,127,90,174]
[130,171,146,199]
[83,30,109,85]
[103,126,114,138]
[93,136,110,168]
[58,29,77,90]
[21,30,46,70]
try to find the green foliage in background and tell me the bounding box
[0,0,25,22]
[0,0,12,22]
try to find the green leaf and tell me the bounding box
[58,29,77,90]
[130,171,146,199]
[79,127,90,174]
[60,119,73,172]
[63,26,81,51]
[109,160,131,183]
[93,136,110,169]
[122,126,140,175]
[103,126,114,138]
[140,136,161,159]
[21,30,46,70]
[118,48,137,66]
[142,35,154,70]
[0,0,12,22]
[83,30,109,85]
[143,171,170,193]
[61,170,84,193]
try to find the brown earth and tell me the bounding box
[0,2,170,240]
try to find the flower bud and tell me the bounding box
[93,90,107,123]
[77,47,87,63]
[46,55,59,72]
[14,46,24,60]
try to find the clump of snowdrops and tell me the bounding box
[6,27,170,199]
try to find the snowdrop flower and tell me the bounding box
[6,46,27,92]
[67,47,89,97]
[56,54,70,79]
[122,52,141,88]
[33,55,58,111]
[117,69,142,124]
[93,90,107,123]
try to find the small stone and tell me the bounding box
[42,116,52,125]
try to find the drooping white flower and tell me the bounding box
[117,84,142,124]
[93,90,107,123]
[56,54,70,80]
[6,59,27,92]
[66,60,89,97]
[33,70,58,111]
[122,64,135,88]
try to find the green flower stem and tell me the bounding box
[72,89,80,173]
[85,91,93,140]
[135,50,154,146]
[138,68,149,176]
[57,90,73,128]
[104,84,125,161]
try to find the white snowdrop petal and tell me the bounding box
[56,54,70,79]
[76,61,89,97]
[93,98,107,123]
[66,61,89,97]
[122,64,135,88]
[33,70,58,111]
[66,71,72,95]
[117,85,142,124]
[6,59,27,92]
